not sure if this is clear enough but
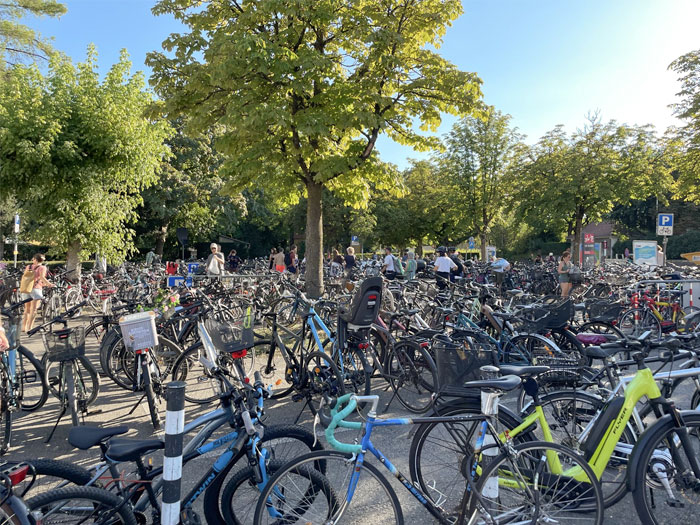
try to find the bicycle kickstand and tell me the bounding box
[45,406,67,443]
[127,393,148,416]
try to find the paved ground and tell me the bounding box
[8,315,685,524]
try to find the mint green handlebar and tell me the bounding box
[324,394,363,454]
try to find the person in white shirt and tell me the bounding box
[434,248,457,289]
[382,247,396,280]
[490,255,510,292]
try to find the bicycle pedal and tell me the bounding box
[180,509,201,525]
[291,393,304,403]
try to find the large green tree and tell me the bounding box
[516,117,672,263]
[0,0,66,69]
[669,49,700,202]
[439,108,523,258]
[147,0,482,296]
[0,48,171,273]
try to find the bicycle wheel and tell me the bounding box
[64,364,80,427]
[619,308,662,340]
[253,340,295,400]
[0,365,12,455]
[252,450,403,525]
[336,346,371,398]
[43,357,99,407]
[386,340,437,413]
[26,485,138,525]
[303,351,345,419]
[17,346,49,412]
[409,399,529,513]
[535,389,636,507]
[473,440,603,524]
[630,411,700,524]
[16,458,92,497]
[142,359,162,431]
[203,424,324,525]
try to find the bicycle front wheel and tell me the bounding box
[474,440,604,525]
[253,450,403,525]
[386,340,437,413]
[630,411,700,524]
[27,485,138,525]
[17,346,49,412]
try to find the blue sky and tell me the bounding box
[26,0,700,169]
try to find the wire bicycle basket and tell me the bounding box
[43,327,86,362]
[205,307,255,354]
[434,333,497,394]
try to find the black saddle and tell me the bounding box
[463,375,521,392]
[106,438,165,462]
[583,345,626,360]
[69,425,130,450]
[498,365,550,378]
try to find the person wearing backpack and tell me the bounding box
[381,247,397,280]
[20,253,53,333]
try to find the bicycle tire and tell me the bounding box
[409,397,530,512]
[17,458,92,497]
[202,424,324,525]
[0,365,12,455]
[65,364,80,427]
[17,346,49,412]
[254,339,296,400]
[142,359,162,431]
[252,450,403,525]
[386,340,437,413]
[619,308,662,340]
[303,351,345,420]
[630,411,700,524]
[43,356,100,407]
[474,440,604,524]
[27,485,138,525]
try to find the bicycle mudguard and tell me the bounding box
[583,396,625,461]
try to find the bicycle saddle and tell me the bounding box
[105,438,165,462]
[462,375,521,392]
[69,425,130,450]
[498,365,550,378]
[583,345,626,360]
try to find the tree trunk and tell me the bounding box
[572,207,584,265]
[480,233,488,260]
[305,179,324,298]
[155,224,168,257]
[66,240,82,281]
[417,238,423,256]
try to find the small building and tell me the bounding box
[582,222,618,260]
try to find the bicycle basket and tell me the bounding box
[508,307,551,333]
[585,300,623,322]
[205,307,254,354]
[44,327,86,362]
[541,298,574,329]
[531,355,586,387]
[434,334,497,393]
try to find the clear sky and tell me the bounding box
[25,0,700,169]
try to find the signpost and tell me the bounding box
[13,214,19,268]
[583,233,596,268]
[468,236,475,250]
[657,213,673,267]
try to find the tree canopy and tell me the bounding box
[0,47,171,271]
[147,0,483,295]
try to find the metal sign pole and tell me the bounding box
[663,236,668,267]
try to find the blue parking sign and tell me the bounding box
[658,214,673,227]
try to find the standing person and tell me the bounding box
[448,247,464,282]
[434,248,457,289]
[20,254,53,333]
[405,252,418,280]
[344,247,356,271]
[274,247,286,273]
[490,255,511,292]
[146,248,156,265]
[558,251,572,297]
[330,249,344,277]
[268,248,276,270]
[227,249,242,272]
[286,244,298,274]
[382,247,396,280]
[205,243,225,276]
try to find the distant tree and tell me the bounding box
[147,0,482,297]
[0,0,66,69]
[669,49,700,202]
[516,117,672,263]
[0,48,171,274]
[439,108,523,258]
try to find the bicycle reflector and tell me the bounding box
[368,295,377,300]
[230,349,248,359]
[5,464,29,486]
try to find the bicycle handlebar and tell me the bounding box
[324,394,363,455]
[26,300,88,336]
[0,298,32,317]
